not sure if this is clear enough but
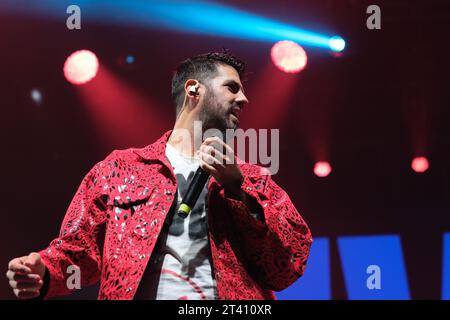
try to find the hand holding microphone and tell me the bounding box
[177,136,244,218]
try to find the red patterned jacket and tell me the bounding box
[39,131,312,299]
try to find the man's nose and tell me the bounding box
[236,91,249,106]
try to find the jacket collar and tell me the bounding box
[133,130,173,164]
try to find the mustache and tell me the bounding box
[228,102,243,112]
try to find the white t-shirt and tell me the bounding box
[134,143,218,300]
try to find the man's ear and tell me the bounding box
[185,79,200,97]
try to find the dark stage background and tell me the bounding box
[1,0,449,299]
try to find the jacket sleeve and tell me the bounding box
[225,169,313,292]
[38,162,108,299]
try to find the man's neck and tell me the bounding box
[168,113,202,158]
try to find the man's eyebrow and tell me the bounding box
[224,79,245,94]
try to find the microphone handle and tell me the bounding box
[177,167,210,218]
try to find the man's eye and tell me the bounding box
[227,84,239,93]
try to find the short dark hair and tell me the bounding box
[171,50,246,115]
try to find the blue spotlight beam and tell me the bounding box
[0,0,345,51]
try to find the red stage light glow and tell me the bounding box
[64,50,99,85]
[411,157,429,173]
[271,40,307,73]
[314,161,332,178]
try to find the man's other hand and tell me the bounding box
[6,252,46,299]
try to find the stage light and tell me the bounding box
[411,157,429,173]
[125,55,135,64]
[314,161,332,178]
[271,40,307,73]
[329,36,346,52]
[30,88,42,105]
[0,1,343,51]
[63,50,99,85]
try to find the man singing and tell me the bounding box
[6,51,312,300]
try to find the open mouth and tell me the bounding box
[230,107,240,119]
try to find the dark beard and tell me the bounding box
[199,90,236,133]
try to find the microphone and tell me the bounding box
[177,166,210,218]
